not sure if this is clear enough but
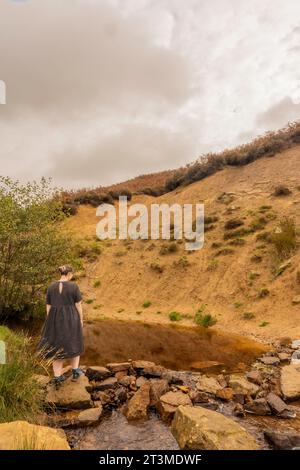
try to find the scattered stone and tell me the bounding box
[228,375,259,397]
[77,406,103,426]
[233,393,245,405]
[196,375,223,395]
[196,402,219,411]
[246,370,263,385]
[126,382,151,421]
[244,398,271,416]
[171,405,259,450]
[291,350,300,365]
[45,376,92,410]
[278,352,290,363]
[0,421,70,450]
[217,375,228,388]
[161,370,185,385]
[115,386,128,404]
[189,390,209,404]
[149,379,169,406]
[85,366,111,381]
[106,362,131,373]
[119,375,135,387]
[132,360,156,370]
[266,392,287,414]
[278,337,292,347]
[277,408,297,419]
[259,356,280,366]
[292,296,300,305]
[280,364,300,401]
[157,391,192,423]
[94,377,118,391]
[115,371,127,380]
[136,376,148,388]
[264,431,300,450]
[140,365,166,378]
[216,388,234,401]
[291,340,300,350]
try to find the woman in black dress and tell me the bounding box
[38,265,84,385]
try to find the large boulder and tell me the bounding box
[171,406,259,450]
[280,364,300,401]
[0,421,70,450]
[45,375,92,410]
[126,382,150,420]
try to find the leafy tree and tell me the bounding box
[0,177,71,319]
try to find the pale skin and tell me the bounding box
[46,271,83,377]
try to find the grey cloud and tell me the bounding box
[256,97,300,129]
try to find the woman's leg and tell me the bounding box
[53,359,64,377]
[70,355,80,369]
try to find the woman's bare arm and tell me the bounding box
[46,304,51,316]
[75,301,83,327]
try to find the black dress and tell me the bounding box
[37,281,84,359]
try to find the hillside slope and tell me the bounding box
[64,144,300,342]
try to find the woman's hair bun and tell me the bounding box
[58,265,73,276]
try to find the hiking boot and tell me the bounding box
[71,368,84,381]
[51,375,65,388]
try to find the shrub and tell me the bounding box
[150,263,164,274]
[229,238,246,246]
[273,185,291,197]
[270,217,297,259]
[258,288,270,298]
[142,301,152,308]
[85,299,95,304]
[259,205,272,213]
[0,177,72,320]
[93,279,101,288]
[169,311,182,321]
[173,256,190,268]
[223,228,253,240]
[297,270,300,284]
[259,321,270,327]
[215,248,234,256]
[250,216,268,231]
[194,304,217,328]
[242,312,255,320]
[0,327,47,423]
[159,242,178,255]
[207,259,219,271]
[224,219,244,230]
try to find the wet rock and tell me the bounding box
[78,406,103,426]
[196,375,223,395]
[85,366,111,381]
[94,377,118,391]
[171,405,259,450]
[228,375,259,397]
[45,376,92,410]
[264,431,300,450]
[278,352,290,363]
[149,379,169,406]
[244,398,271,416]
[106,362,131,373]
[233,403,245,417]
[266,392,287,414]
[0,421,70,450]
[259,356,280,366]
[246,370,263,385]
[126,382,151,421]
[216,388,234,401]
[189,390,209,404]
[115,386,128,404]
[280,364,300,401]
[136,376,148,388]
[157,391,192,423]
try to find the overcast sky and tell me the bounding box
[0,0,299,189]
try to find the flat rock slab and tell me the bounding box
[106,362,131,372]
[94,377,118,391]
[171,405,259,450]
[0,421,70,450]
[281,364,300,401]
[78,406,103,426]
[196,376,223,395]
[85,366,111,381]
[228,375,259,397]
[46,375,92,410]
